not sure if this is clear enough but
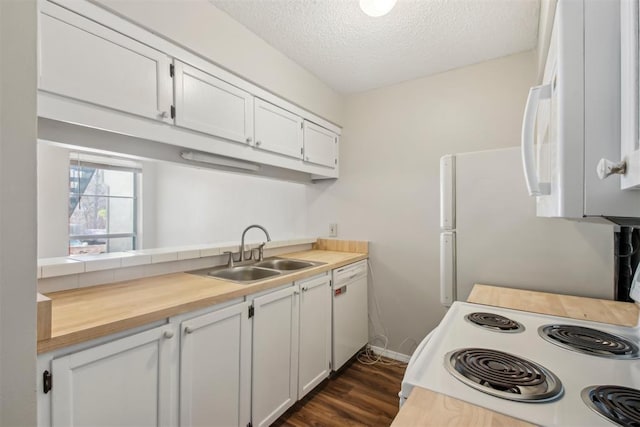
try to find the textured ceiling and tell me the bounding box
[210,0,540,94]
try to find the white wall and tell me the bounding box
[536,0,557,82]
[38,144,70,258]
[307,51,538,355]
[37,145,309,256]
[0,0,38,424]
[94,0,344,126]
[152,162,308,247]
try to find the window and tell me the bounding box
[68,153,140,255]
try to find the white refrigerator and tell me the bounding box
[440,147,615,306]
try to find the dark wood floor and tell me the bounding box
[273,358,407,427]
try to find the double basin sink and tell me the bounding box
[189,258,326,284]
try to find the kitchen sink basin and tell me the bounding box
[253,258,316,271]
[207,266,281,283]
[188,257,325,284]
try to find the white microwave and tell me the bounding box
[521,0,640,224]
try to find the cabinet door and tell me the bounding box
[174,60,253,144]
[252,285,299,427]
[51,325,176,427]
[254,98,303,158]
[39,2,173,123]
[621,0,640,189]
[297,274,331,399]
[303,121,338,168]
[179,301,251,427]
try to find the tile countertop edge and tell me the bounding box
[37,250,368,354]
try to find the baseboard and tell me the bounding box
[369,345,411,363]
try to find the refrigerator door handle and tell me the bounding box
[521,84,552,197]
[440,232,456,307]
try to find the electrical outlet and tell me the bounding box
[329,223,338,237]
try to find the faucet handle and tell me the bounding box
[257,243,266,261]
[223,251,235,268]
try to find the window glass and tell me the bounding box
[68,154,139,255]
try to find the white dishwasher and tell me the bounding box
[331,259,368,371]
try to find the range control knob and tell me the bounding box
[597,158,626,180]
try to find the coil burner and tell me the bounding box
[445,348,563,402]
[539,325,640,359]
[582,385,640,426]
[465,312,524,333]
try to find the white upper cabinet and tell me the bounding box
[254,98,304,159]
[621,0,640,189]
[174,60,254,144]
[39,2,173,124]
[50,325,176,427]
[303,121,338,168]
[179,301,251,427]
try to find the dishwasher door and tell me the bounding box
[332,260,368,371]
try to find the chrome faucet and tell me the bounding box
[240,224,271,262]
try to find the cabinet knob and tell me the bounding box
[184,327,194,335]
[597,158,627,180]
[246,137,252,144]
[256,140,262,147]
[163,330,174,339]
[294,290,300,296]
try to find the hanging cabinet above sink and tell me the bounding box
[37,0,341,180]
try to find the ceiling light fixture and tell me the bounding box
[359,0,397,17]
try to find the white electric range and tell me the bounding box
[400,301,640,426]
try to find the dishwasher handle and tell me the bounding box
[334,285,348,297]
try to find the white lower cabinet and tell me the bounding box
[297,273,332,399]
[251,285,299,427]
[178,301,252,427]
[48,324,177,427]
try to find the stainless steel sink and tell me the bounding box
[188,257,325,284]
[206,266,281,283]
[253,258,316,271]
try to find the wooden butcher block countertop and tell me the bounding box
[392,284,639,427]
[38,249,367,354]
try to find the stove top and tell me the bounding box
[445,347,563,402]
[581,385,640,427]
[539,324,640,359]
[465,312,524,332]
[401,302,640,426]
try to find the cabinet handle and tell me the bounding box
[256,140,262,146]
[163,330,174,339]
[246,137,252,144]
[294,290,300,295]
[301,286,307,292]
[184,326,194,334]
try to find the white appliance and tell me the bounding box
[400,301,640,425]
[331,260,368,371]
[440,147,614,306]
[521,0,640,222]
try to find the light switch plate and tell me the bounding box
[329,223,338,237]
